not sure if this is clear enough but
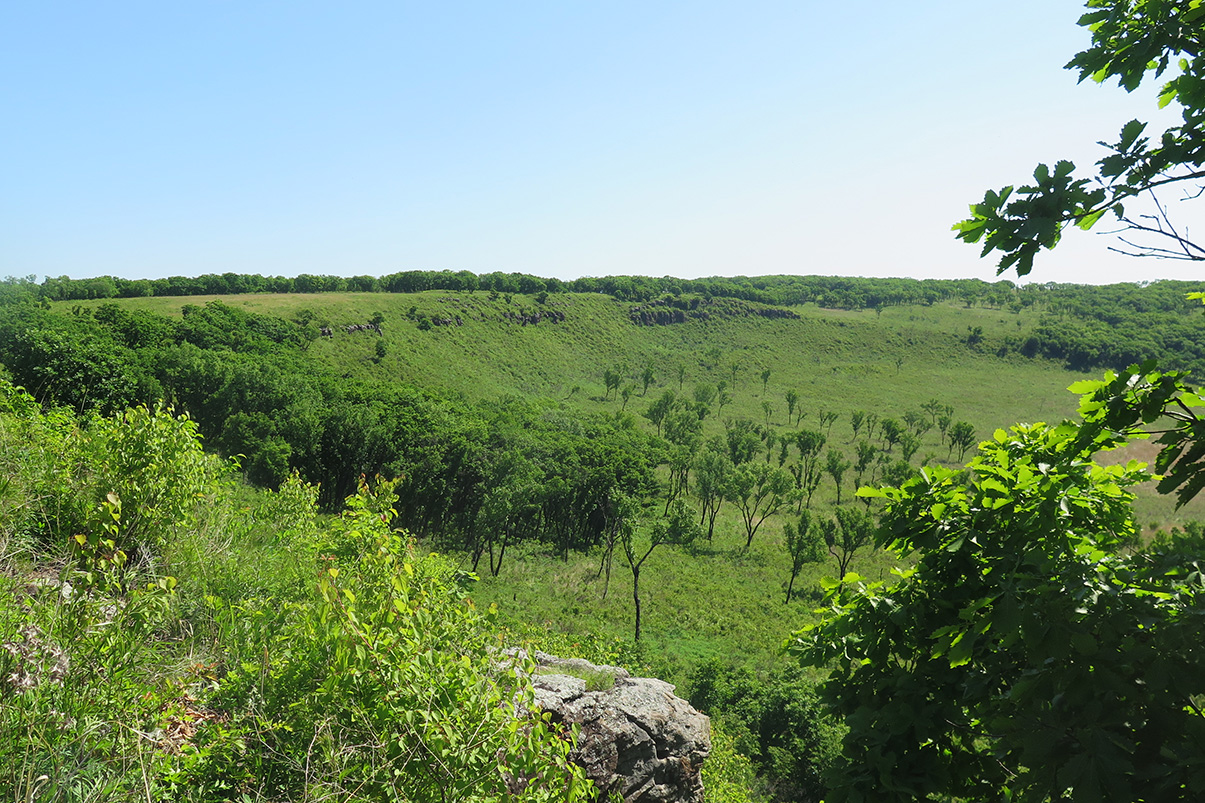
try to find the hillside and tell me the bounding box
[85,289,1079,423]
[46,290,1200,666]
[6,284,1204,801]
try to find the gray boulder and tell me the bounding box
[529,652,711,803]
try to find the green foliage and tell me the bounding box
[6,325,149,414]
[645,389,676,436]
[790,417,1205,802]
[1070,360,1205,507]
[0,509,180,800]
[689,662,842,803]
[11,280,1182,796]
[946,419,977,460]
[955,0,1205,273]
[176,480,594,801]
[701,719,760,803]
[619,497,702,641]
[0,383,91,551]
[822,506,875,582]
[726,462,794,550]
[783,509,825,603]
[1,396,596,801]
[84,405,215,557]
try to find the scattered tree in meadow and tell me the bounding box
[785,389,799,425]
[641,364,656,396]
[879,417,904,451]
[761,400,774,425]
[899,432,921,464]
[663,409,702,511]
[726,461,794,549]
[717,389,733,416]
[792,429,827,510]
[937,412,953,444]
[862,411,879,442]
[825,449,852,505]
[729,358,743,388]
[603,367,621,400]
[644,390,676,437]
[726,418,762,466]
[760,368,772,395]
[818,409,839,436]
[849,410,866,441]
[783,509,825,603]
[762,428,778,462]
[694,442,733,540]
[948,421,977,460]
[903,409,931,439]
[920,398,948,427]
[824,505,875,582]
[664,406,702,449]
[620,498,700,641]
[853,439,878,489]
[620,384,634,410]
[676,363,687,391]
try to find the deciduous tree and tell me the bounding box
[948,420,977,460]
[726,461,794,549]
[620,498,700,641]
[823,505,874,582]
[694,441,733,540]
[791,420,1205,802]
[954,1,1205,273]
[825,448,851,505]
[783,509,825,603]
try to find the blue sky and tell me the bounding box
[3,2,1198,285]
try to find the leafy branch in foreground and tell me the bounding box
[789,416,1205,802]
[954,1,1205,275]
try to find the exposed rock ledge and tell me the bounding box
[527,651,711,803]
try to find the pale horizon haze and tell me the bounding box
[4,2,1202,287]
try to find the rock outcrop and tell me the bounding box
[528,652,711,803]
[628,297,800,326]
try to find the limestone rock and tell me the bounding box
[529,652,710,803]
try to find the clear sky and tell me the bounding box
[3,2,1200,286]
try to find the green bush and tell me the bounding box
[174,479,595,802]
[703,719,761,803]
[0,380,90,552]
[689,661,841,803]
[83,405,215,559]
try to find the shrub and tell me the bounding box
[177,479,595,802]
[83,405,215,559]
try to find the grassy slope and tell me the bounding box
[103,291,1079,423]
[83,291,1205,682]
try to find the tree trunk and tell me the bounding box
[706,504,720,540]
[488,531,510,576]
[632,565,642,642]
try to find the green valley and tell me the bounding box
[4,273,1205,802]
